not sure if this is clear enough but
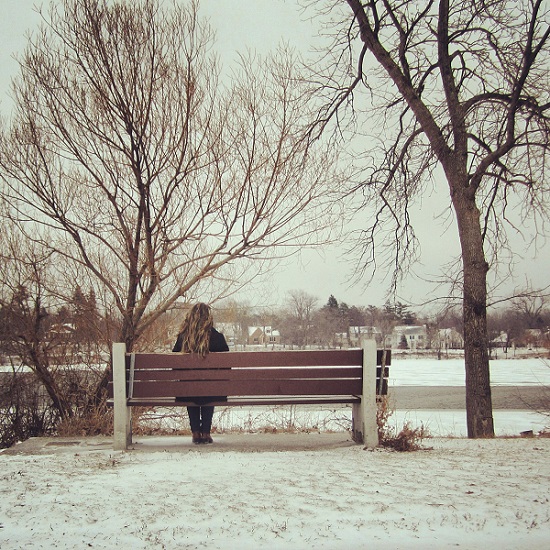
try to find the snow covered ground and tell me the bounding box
[1,354,549,548]
[1,435,549,549]
[201,402,548,439]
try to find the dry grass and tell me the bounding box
[377,395,430,451]
[56,405,113,437]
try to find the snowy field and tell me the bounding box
[389,355,550,387]
[390,409,547,437]
[204,403,548,439]
[1,436,549,549]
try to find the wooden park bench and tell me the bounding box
[109,340,390,450]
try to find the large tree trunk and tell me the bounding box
[453,188,494,438]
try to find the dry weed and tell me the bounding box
[376,395,430,451]
[56,405,113,437]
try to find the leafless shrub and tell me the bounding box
[131,407,189,436]
[376,395,394,440]
[380,422,430,452]
[0,371,60,448]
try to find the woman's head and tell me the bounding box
[177,302,213,355]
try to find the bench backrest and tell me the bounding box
[109,349,390,400]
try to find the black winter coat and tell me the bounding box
[172,327,229,354]
[172,327,229,404]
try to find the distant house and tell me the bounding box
[436,328,464,350]
[391,325,427,350]
[348,326,382,347]
[49,322,76,338]
[247,326,281,346]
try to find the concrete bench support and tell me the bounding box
[113,342,132,451]
[352,339,379,447]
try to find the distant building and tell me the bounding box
[247,326,281,346]
[49,322,76,337]
[436,328,464,350]
[215,323,240,347]
[522,328,546,349]
[348,326,382,347]
[391,325,427,350]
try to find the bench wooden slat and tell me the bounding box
[119,396,362,407]
[131,366,363,381]
[107,369,388,397]
[126,348,390,370]
[129,366,387,380]
[130,349,364,369]
[131,378,362,398]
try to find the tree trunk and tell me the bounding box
[31,354,73,420]
[453,188,495,438]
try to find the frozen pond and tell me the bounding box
[388,356,550,386]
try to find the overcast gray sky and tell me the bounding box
[1,0,547,311]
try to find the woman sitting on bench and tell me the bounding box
[172,303,229,444]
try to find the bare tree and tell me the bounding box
[283,289,319,348]
[512,288,550,330]
[0,226,76,421]
[0,0,339,367]
[304,0,549,436]
[0,202,118,439]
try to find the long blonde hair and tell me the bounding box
[177,303,213,356]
